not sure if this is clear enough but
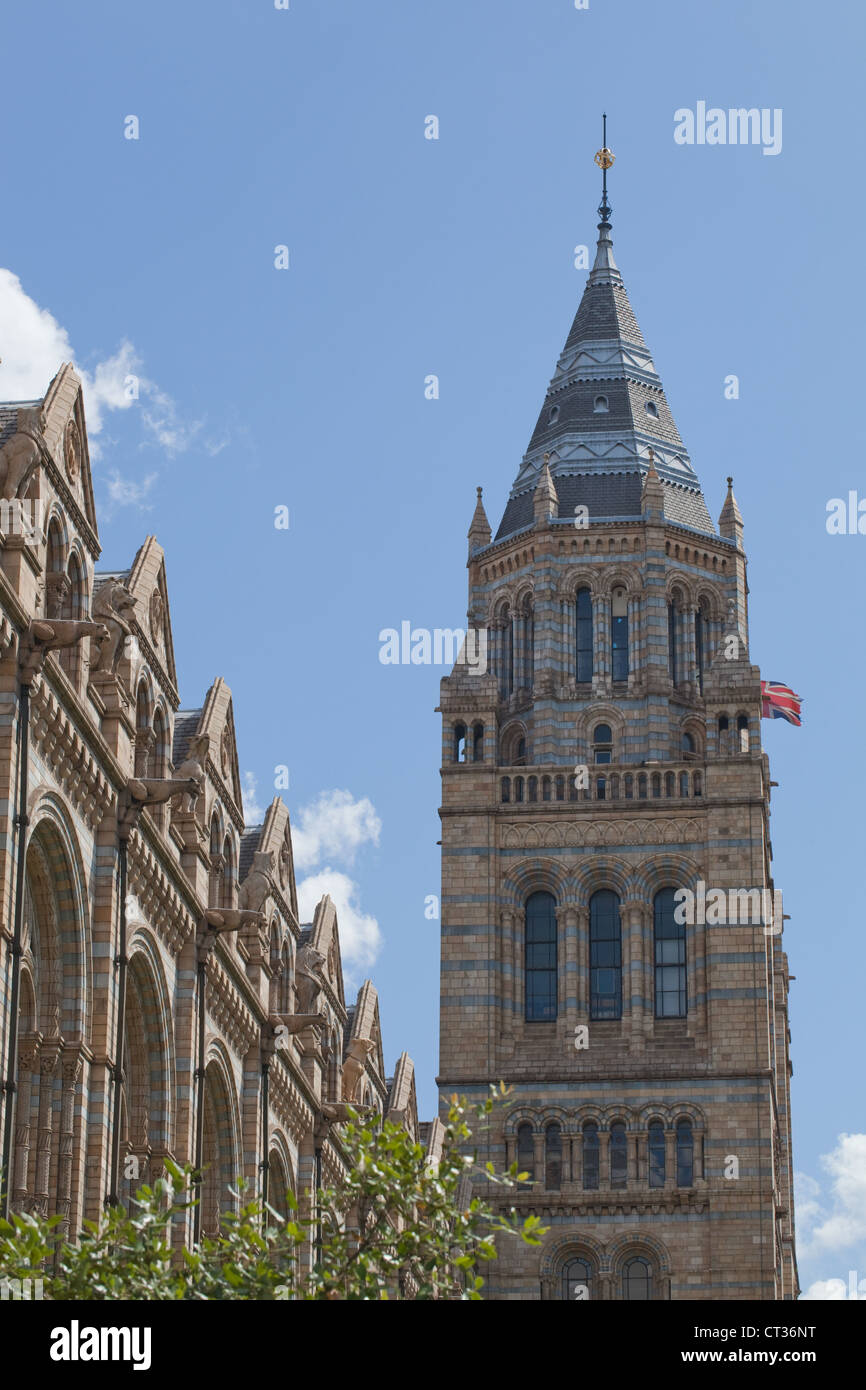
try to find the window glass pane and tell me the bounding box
[525,892,558,1021]
[648,1123,666,1189]
[623,1258,652,1301]
[576,588,593,682]
[611,613,629,681]
[590,890,622,1019]
[654,887,686,1018]
[582,1124,599,1190]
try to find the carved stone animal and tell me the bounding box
[239,850,273,913]
[295,944,326,1013]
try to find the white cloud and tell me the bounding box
[801,1277,863,1301]
[241,771,265,826]
[105,469,158,510]
[0,267,203,466]
[296,868,382,981]
[796,1134,866,1256]
[292,789,381,872]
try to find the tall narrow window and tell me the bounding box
[506,617,514,696]
[623,1256,653,1301]
[592,723,612,765]
[654,887,687,1018]
[522,597,534,689]
[576,587,593,683]
[590,890,622,1019]
[582,1122,599,1190]
[611,587,629,681]
[545,1123,562,1190]
[737,713,749,752]
[648,1121,666,1188]
[695,603,709,692]
[453,723,467,762]
[472,722,484,761]
[676,1119,694,1187]
[525,891,557,1021]
[668,602,678,683]
[517,1124,535,1185]
[563,1258,591,1301]
[610,1122,628,1188]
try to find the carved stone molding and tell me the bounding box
[28,676,116,830]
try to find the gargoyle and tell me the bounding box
[295,943,326,1014]
[270,1011,327,1036]
[321,1102,372,1123]
[119,773,204,838]
[20,618,110,683]
[204,907,265,932]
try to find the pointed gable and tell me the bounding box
[249,797,299,921]
[348,980,386,1083]
[39,363,99,542]
[124,536,180,700]
[309,894,346,1010]
[197,677,245,824]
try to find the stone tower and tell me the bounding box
[437,140,797,1301]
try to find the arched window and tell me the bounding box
[622,1256,653,1301]
[520,595,534,690]
[562,1257,591,1301]
[501,777,511,803]
[472,722,484,761]
[525,891,557,1021]
[592,723,612,765]
[549,404,560,424]
[545,1123,562,1190]
[676,1119,694,1187]
[221,835,236,910]
[453,722,467,763]
[60,553,86,685]
[737,713,749,752]
[654,887,687,1018]
[611,587,629,681]
[517,1123,535,1185]
[668,599,679,684]
[682,731,695,757]
[590,890,622,1020]
[648,1121,666,1188]
[134,682,152,778]
[593,394,609,413]
[528,775,538,803]
[575,587,593,682]
[610,1122,628,1189]
[695,600,709,692]
[582,1122,599,1190]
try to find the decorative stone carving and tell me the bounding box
[149,589,164,643]
[295,944,326,1014]
[270,1011,327,1035]
[171,732,208,814]
[64,419,81,482]
[238,850,273,914]
[342,1037,375,1102]
[0,406,45,499]
[92,580,137,675]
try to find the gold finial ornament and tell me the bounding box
[594,147,615,171]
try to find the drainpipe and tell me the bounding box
[260,1054,270,1215]
[0,681,30,1220]
[106,829,131,1206]
[1,619,103,1220]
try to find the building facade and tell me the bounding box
[437,163,797,1299]
[0,365,431,1262]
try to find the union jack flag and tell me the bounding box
[760,681,803,726]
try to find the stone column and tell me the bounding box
[12,1038,40,1209]
[501,909,516,1031]
[664,1130,677,1191]
[57,1052,83,1236]
[683,605,698,687]
[563,906,578,1030]
[627,594,640,693]
[575,907,589,1019]
[599,1130,611,1190]
[34,1046,60,1214]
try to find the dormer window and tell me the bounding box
[645,400,659,418]
[548,404,560,424]
[593,394,609,414]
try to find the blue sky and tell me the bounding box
[1,0,864,1297]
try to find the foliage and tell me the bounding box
[0,1088,544,1300]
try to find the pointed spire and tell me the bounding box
[468,485,491,555]
[533,454,559,526]
[719,475,744,548]
[590,113,622,288]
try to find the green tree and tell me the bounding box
[0,1088,543,1301]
